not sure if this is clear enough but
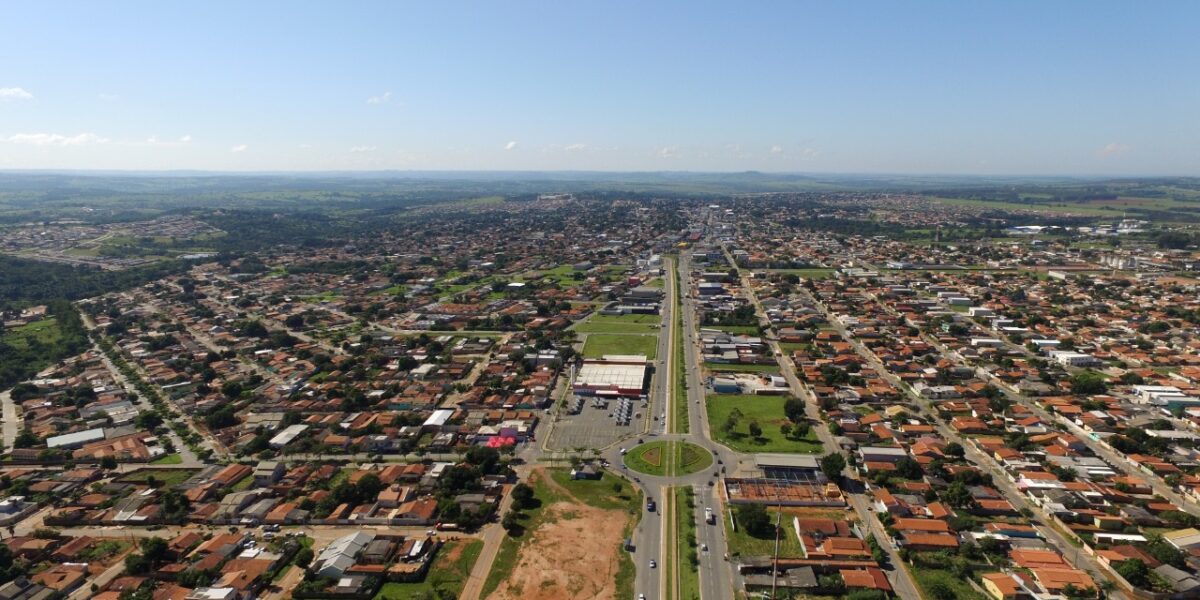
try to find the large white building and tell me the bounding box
[572,355,649,398]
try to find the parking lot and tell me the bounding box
[545,393,649,450]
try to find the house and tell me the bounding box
[252,462,284,487]
[981,572,1020,600]
[313,532,375,578]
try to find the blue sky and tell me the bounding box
[1,1,1198,174]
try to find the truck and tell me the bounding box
[705,507,715,525]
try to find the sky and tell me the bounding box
[1,1,1198,175]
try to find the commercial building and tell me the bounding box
[572,355,649,398]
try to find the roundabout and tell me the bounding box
[623,440,713,477]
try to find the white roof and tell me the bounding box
[424,409,455,427]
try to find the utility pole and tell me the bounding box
[770,489,782,600]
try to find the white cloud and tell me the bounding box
[230,144,248,153]
[1098,142,1130,157]
[0,87,33,100]
[769,145,783,154]
[366,91,392,105]
[504,141,518,151]
[564,143,586,152]
[5,132,108,146]
[349,145,377,153]
[143,134,192,147]
[658,146,679,158]
[97,93,120,102]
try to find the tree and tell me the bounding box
[747,421,763,438]
[944,442,965,458]
[510,483,535,509]
[294,547,315,568]
[736,503,773,537]
[1069,371,1107,395]
[820,453,846,481]
[941,481,977,509]
[1113,559,1149,587]
[502,509,522,534]
[783,397,806,423]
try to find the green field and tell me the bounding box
[625,441,713,477]
[705,325,761,335]
[116,468,199,487]
[707,394,823,453]
[374,538,483,600]
[575,313,661,334]
[704,362,780,374]
[726,507,804,558]
[581,333,658,359]
[909,564,987,600]
[149,453,183,465]
[764,268,836,280]
[1,317,61,350]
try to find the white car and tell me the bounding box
[649,560,657,568]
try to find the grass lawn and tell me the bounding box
[1,317,61,350]
[726,506,804,558]
[909,565,987,600]
[575,316,660,334]
[374,538,483,600]
[116,468,199,487]
[705,325,761,335]
[582,333,658,359]
[644,277,664,288]
[625,441,713,477]
[149,453,183,465]
[676,487,701,600]
[704,362,780,374]
[764,268,835,280]
[707,394,823,453]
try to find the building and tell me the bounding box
[313,532,375,579]
[572,356,649,398]
[267,424,308,449]
[754,454,826,483]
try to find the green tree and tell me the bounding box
[820,453,846,480]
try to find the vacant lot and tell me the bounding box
[1,317,61,350]
[116,468,200,487]
[484,468,641,600]
[707,394,823,453]
[581,333,658,359]
[575,313,660,334]
[374,538,483,600]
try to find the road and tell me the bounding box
[718,242,923,600]
[0,389,17,454]
[802,283,1127,599]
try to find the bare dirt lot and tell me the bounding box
[487,470,631,600]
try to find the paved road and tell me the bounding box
[0,389,17,454]
[805,285,1127,599]
[720,242,923,600]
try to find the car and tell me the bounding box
[620,448,628,455]
[639,595,646,600]
[701,543,708,551]
[707,480,714,486]
[649,560,656,568]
